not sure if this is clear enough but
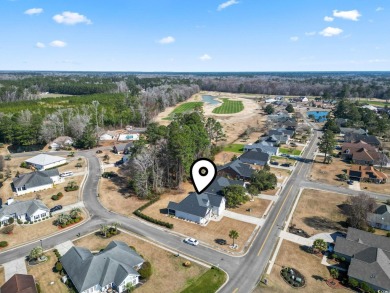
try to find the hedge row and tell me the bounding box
[133,197,173,229]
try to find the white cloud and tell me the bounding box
[199,54,212,61]
[333,9,361,21]
[376,7,384,12]
[324,16,334,22]
[50,40,67,48]
[53,11,92,25]
[290,36,299,42]
[158,36,175,44]
[319,27,343,37]
[217,0,239,11]
[369,59,389,63]
[305,31,316,36]
[35,42,45,48]
[24,8,43,15]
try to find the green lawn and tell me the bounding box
[279,148,301,156]
[358,99,389,107]
[212,98,244,114]
[181,267,227,293]
[163,102,203,120]
[223,143,245,153]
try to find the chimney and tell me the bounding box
[7,198,15,205]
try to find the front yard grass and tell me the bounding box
[279,147,301,156]
[27,251,68,293]
[254,240,349,293]
[292,189,348,235]
[222,144,244,153]
[309,157,350,187]
[142,183,257,251]
[74,231,207,293]
[181,267,227,293]
[229,197,270,218]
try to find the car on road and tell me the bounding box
[96,150,103,154]
[184,238,199,246]
[50,205,63,213]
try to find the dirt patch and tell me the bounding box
[142,183,256,251]
[214,151,238,165]
[255,240,349,293]
[74,232,207,293]
[27,251,68,293]
[292,189,349,235]
[309,158,350,187]
[0,211,86,250]
[228,198,270,218]
[99,175,147,216]
[154,91,267,145]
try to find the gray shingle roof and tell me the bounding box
[168,192,224,218]
[0,199,49,219]
[204,176,245,196]
[12,169,59,189]
[239,149,270,166]
[217,160,254,179]
[344,133,380,146]
[367,205,390,227]
[268,128,294,137]
[334,227,390,290]
[61,241,144,293]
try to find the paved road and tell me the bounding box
[2,129,389,293]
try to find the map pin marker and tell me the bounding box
[190,158,217,194]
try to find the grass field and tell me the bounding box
[163,102,203,120]
[355,99,389,107]
[223,143,245,153]
[279,148,301,156]
[212,98,244,114]
[181,267,227,293]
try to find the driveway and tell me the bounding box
[55,241,74,256]
[223,210,264,226]
[51,202,85,215]
[3,257,27,281]
[348,181,361,191]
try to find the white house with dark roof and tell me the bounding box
[25,154,67,171]
[60,241,144,293]
[50,136,74,150]
[0,198,49,225]
[12,169,61,196]
[367,205,390,231]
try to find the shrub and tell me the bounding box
[183,261,192,267]
[139,261,152,279]
[24,221,28,224]
[367,226,376,233]
[0,173,3,179]
[51,195,58,200]
[20,161,28,168]
[133,210,173,229]
[17,219,23,224]
[30,221,33,224]
[386,232,390,237]
[348,278,359,288]
[8,218,14,224]
[57,192,63,197]
[74,218,80,223]
[0,241,8,247]
[36,283,42,293]
[2,224,14,234]
[55,262,63,272]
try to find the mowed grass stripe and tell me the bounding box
[212,98,244,114]
[163,102,203,120]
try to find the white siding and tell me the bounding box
[175,211,209,224]
[15,183,53,196]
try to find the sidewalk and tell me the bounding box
[223,210,264,226]
[257,194,278,202]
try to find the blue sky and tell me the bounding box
[0,0,389,71]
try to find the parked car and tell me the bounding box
[114,159,124,167]
[215,239,227,245]
[290,142,297,147]
[270,161,279,165]
[281,163,291,167]
[96,150,103,154]
[60,171,74,177]
[50,205,63,213]
[184,238,199,246]
[347,180,353,185]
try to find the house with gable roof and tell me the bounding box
[0,198,49,225]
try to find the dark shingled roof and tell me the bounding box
[367,205,390,227]
[334,227,390,290]
[344,133,381,146]
[60,241,144,293]
[12,169,59,190]
[168,192,224,218]
[217,160,254,179]
[239,149,270,166]
[0,274,37,293]
[204,176,245,196]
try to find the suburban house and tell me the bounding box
[362,105,378,112]
[118,133,140,141]
[61,241,144,293]
[217,160,254,180]
[341,141,389,166]
[340,128,367,136]
[239,149,270,166]
[334,227,390,292]
[261,135,289,146]
[243,142,279,156]
[335,118,349,127]
[99,131,118,141]
[0,274,38,293]
[166,176,245,224]
[113,142,133,154]
[268,128,295,138]
[25,154,67,171]
[167,192,226,225]
[367,205,390,231]
[50,136,74,149]
[12,169,61,196]
[0,198,49,225]
[344,133,381,147]
[347,165,388,183]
